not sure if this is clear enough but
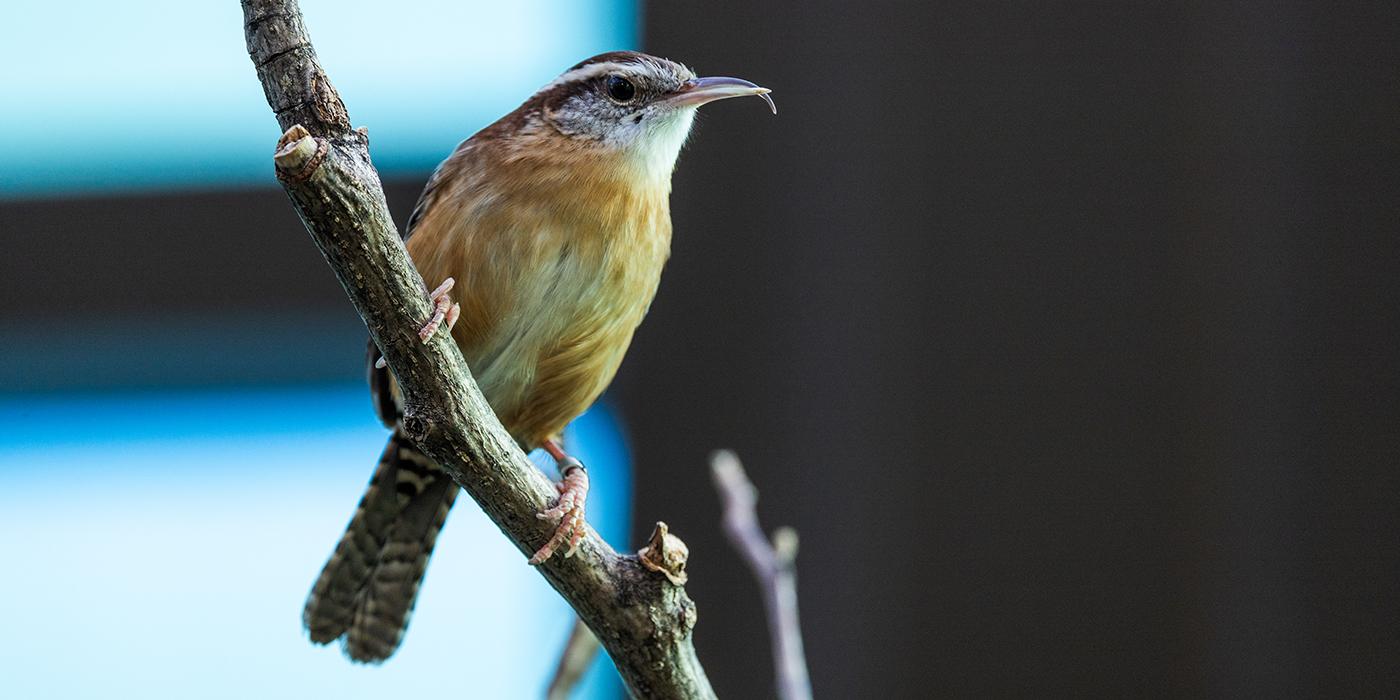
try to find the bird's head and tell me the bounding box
[498,51,774,182]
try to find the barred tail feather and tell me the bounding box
[303,427,458,662]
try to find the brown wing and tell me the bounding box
[367,141,468,426]
[402,144,461,245]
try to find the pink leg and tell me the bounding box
[375,279,460,369]
[529,439,590,565]
[418,277,461,343]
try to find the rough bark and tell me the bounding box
[241,1,715,696]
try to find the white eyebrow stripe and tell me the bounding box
[539,62,638,92]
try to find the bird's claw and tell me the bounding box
[529,464,589,565]
[418,277,461,343]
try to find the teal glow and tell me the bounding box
[0,0,637,197]
[0,385,631,698]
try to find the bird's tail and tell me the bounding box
[303,426,459,662]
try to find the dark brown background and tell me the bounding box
[3,1,1399,697]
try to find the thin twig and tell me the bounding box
[546,619,602,700]
[241,1,714,696]
[711,450,814,700]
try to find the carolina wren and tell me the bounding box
[303,51,773,663]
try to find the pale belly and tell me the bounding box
[435,227,668,448]
[467,278,651,445]
[402,153,673,448]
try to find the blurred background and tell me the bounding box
[3,1,1399,698]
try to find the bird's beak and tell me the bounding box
[666,76,777,114]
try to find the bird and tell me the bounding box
[302,50,774,663]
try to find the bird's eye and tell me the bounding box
[605,75,636,103]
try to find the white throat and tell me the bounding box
[626,108,697,183]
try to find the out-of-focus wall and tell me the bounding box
[630,2,1400,697]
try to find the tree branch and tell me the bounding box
[711,451,813,700]
[241,1,714,696]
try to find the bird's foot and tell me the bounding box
[530,441,590,565]
[418,277,461,343]
[375,278,461,369]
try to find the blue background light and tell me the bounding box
[0,0,637,197]
[0,387,632,698]
[0,0,640,696]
